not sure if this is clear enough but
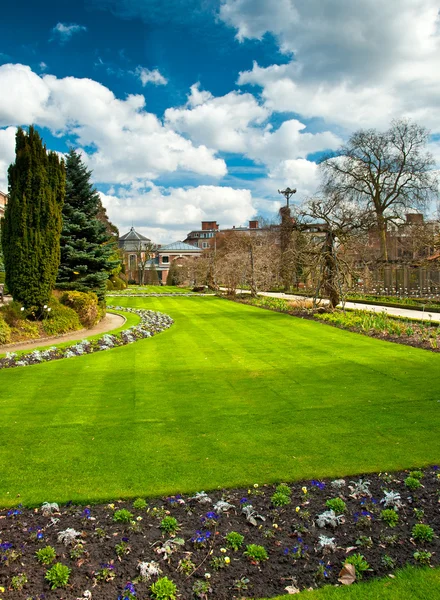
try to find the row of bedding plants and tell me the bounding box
[0,467,438,598]
[0,307,173,369]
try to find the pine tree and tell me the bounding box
[57,150,119,302]
[1,127,65,307]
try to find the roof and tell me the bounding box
[119,227,151,243]
[119,227,152,251]
[158,241,202,252]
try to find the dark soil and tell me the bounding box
[1,467,439,599]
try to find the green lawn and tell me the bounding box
[111,285,194,294]
[265,567,440,600]
[0,296,439,506]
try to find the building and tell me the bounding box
[0,190,7,218]
[118,227,202,284]
[184,220,261,248]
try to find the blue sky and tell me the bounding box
[1,0,440,242]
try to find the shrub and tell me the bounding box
[243,544,269,563]
[0,315,11,344]
[381,509,399,528]
[0,271,5,284]
[160,516,179,535]
[405,476,422,491]
[45,563,71,589]
[42,299,82,336]
[226,531,244,551]
[412,524,434,542]
[413,550,432,565]
[109,276,126,290]
[10,320,39,341]
[276,484,292,496]
[106,278,114,290]
[150,576,178,600]
[0,300,26,327]
[35,546,56,565]
[271,491,291,507]
[60,290,100,328]
[325,498,346,513]
[344,553,370,579]
[409,470,424,480]
[113,509,133,523]
[11,573,28,590]
[133,498,147,510]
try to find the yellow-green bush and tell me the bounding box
[108,276,126,290]
[0,315,11,344]
[42,300,82,336]
[60,291,100,328]
[10,320,40,341]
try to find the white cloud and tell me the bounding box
[99,184,256,242]
[0,64,226,185]
[51,23,87,42]
[221,0,440,132]
[135,66,168,86]
[0,126,16,192]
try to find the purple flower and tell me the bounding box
[83,508,91,518]
[283,548,289,555]
[240,497,248,504]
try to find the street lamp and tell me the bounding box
[278,187,297,208]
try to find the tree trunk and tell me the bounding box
[376,212,388,262]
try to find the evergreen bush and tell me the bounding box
[42,300,82,336]
[60,290,100,328]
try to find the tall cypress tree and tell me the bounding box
[57,149,119,302]
[1,127,65,307]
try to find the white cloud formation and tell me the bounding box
[0,126,16,192]
[51,23,87,42]
[99,184,256,243]
[221,0,440,131]
[135,66,168,86]
[0,64,226,185]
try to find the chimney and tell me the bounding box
[201,221,218,231]
[249,220,259,229]
[406,213,424,224]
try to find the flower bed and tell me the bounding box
[0,467,438,599]
[0,307,173,370]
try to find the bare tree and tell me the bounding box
[133,240,156,285]
[320,119,439,261]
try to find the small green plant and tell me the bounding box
[70,543,86,560]
[233,577,250,591]
[113,508,133,523]
[45,563,71,589]
[177,557,195,575]
[355,535,373,548]
[276,484,291,496]
[94,565,115,582]
[11,573,28,591]
[243,544,269,564]
[193,579,212,598]
[210,556,227,570]
[133,498,147,510]
[409,470,424,480]
[381,554,396,569]
[414,550,432,565]
[149,506,167,519]
[325,498,346,513]
[405,477,421,491]
[344,554,370,579]
[413,508,425,521]
[412,524,434,542]
[150,576,178,600]
[226,531,244,551]
[115,541,130,557]
[271,491,291,507]
[35,545,56,565]
[160,516,180,535]
[381,509,399,527]
[380,534,399,546]
[95,527,106,538]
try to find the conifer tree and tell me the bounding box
[57,149,119,302]
[2,127,65,307]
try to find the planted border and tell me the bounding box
[0,306,173,370]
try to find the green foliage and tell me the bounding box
[325,498,346,513]
[45,562,71,589]
[160,516,179,535]
[413,508,425,521]
[150,576,178,600]
[344,553,370,579]
[0,300,26,326]
[193,579,212,597]
[412,524,434,542]
[0,315,11,344]
[276,484,292,496]
[413,550,432,565]
[166,262,181,286]
[113,509,133,523]
[115,541,130,557]
[35,545,56,565]
[2,127,65,307]
[11,573,28,590]
[110,276,126,290]
[57,149,119,302]
[133,498,147,510]
[177,557,195,575]
[226,531,244,551]
[380,509,399,528]
[60,290,100,328]
[42,298,82,336]
[11,320,39,341]
[405,476,422,490]
[381,554,396,569]
[409,470,424,480]
[243,544,269,563]
[271,491,291,507]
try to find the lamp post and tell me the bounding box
[278,187,297,208]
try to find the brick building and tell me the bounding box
[0,190,7,218]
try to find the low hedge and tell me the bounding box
[42,299,82,336]
[60,290,101,328]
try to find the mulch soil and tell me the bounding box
[1,467,439,599]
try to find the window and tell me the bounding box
[129,255,136,270]
[162,255,169,264]
[202,242,209,248]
